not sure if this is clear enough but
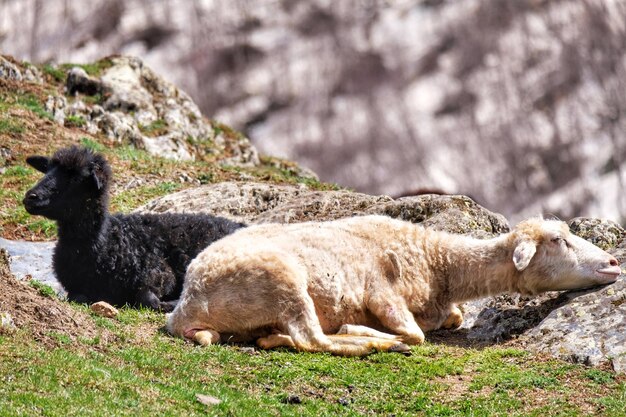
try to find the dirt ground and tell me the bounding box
[0,248,113,349]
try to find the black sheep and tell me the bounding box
[23,145,245,311]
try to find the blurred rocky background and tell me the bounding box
[1,0,625,222]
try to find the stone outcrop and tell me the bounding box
[0,56,43,83]
[44,56,259,165]
[136,182,510,237]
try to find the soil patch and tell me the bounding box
[0,248,113,349]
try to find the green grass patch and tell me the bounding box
[26,218,56,237]
[80,137,107,152]
[42,64,66,83]
[0,91,52,120]
[29,280,57,298]
[58,58,113,77]
[16,94,53,120]
[0,308,624,417]
[111,182,182,213]
[211,120,243,140]
[65,114,86,128]
[0,117,25,135]
[139,119,168,136]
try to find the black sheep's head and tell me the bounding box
[23,146,112,220]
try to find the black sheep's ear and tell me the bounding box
[26,156,50,173]
[89,160,107,190]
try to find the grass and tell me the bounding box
[111,182,183,212]
[0,164,58,239]
[28,280,57,298]
[16,94,53,120]
[0,117,25,135]
[65,114,86,128]
[0,306,624,416]
[138,119,168,136]
[52,58,114,78]
[42,64,66,83]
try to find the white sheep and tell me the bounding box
[166,215,622,356]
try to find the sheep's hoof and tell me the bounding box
[388,342,412,356]
[441,309,464,329]
[257,333,296,350]
[193,330,220,346]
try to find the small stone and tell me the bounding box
[196,393,221,406]
[283,395,302,404]
[338,397,350,406]
[239,346,258,355]
[0,312,16,331]
[90,301,118,318]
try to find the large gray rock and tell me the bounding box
[136,182,510,236]
[519,278,626,372]
[0,238,60,294]
[137,182,312,224]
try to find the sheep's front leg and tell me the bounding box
[336,324,399,340]
[367,296,425,345]
[136,287,177,312]
[440,305,463,329]
[184,328,220,346]
[257,333,296,349]
[67,292,90,304]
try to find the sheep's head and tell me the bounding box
[511,218,622,293]
[23,146,111,220]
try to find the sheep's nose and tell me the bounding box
[610,257,619,267]
[25,192,39,201]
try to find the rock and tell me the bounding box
[368,195,509,237]
[0,238,60,294]
[142,133,194,161]
[136,182,311,224]
[519,277,626,372]
[283,395,302,405]
[39,55,260,166]
[195,394,222,406]
[101,57,155,112]
[0,312,16,332]
[21,64,43,83]
[90,301,119,318]
[45,95,68,125]
[0,57,42,83]
[66,67,102,96]
[568,217,625,251]
[255,189,394,224]
[0,56,22,81]
[137,182,510,237]
[93,111,142,144]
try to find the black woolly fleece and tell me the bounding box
[24,146,245,311]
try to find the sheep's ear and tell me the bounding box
[513,240,536,271]
[89,160,107,190]
[26,156,50,173]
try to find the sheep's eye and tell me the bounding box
[551,237,571,248]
